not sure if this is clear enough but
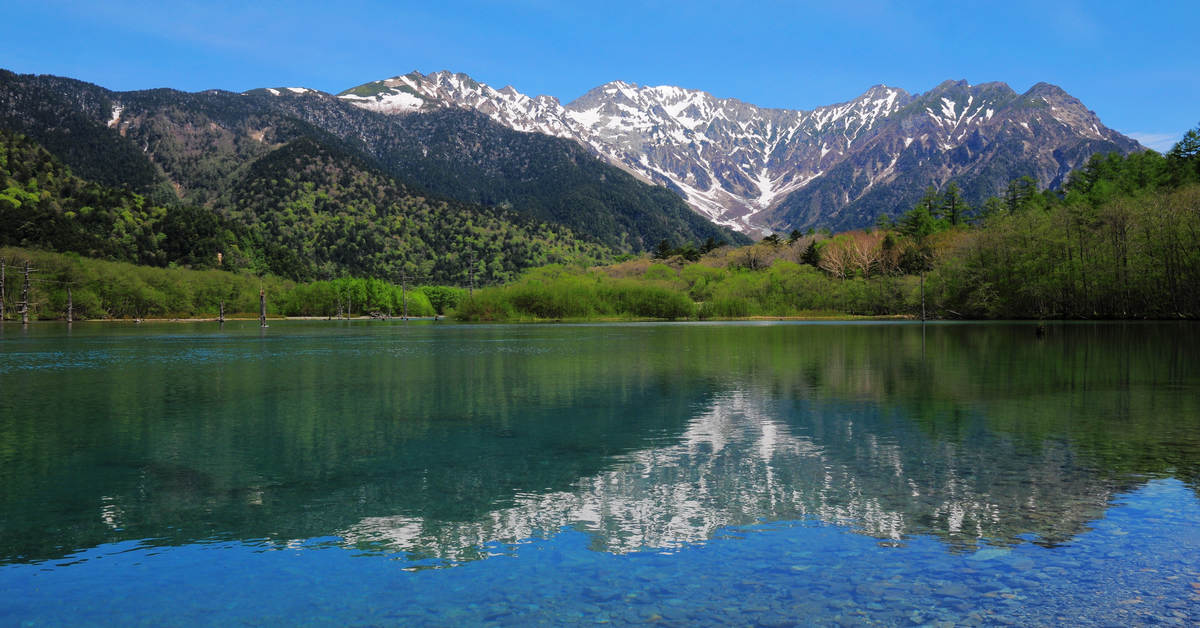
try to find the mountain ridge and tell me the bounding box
[337,71,1144,233]
[0,67,1145,240]
[0,69,745,253]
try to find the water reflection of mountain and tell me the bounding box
[338,389,1153,562]
[1,322,1196,565]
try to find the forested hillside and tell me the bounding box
[0,70,166,195]
[0,129,609,284]
[0,130,238,268]
[219,136,609,282]
[343,108,744,251]
[0,70,747,252]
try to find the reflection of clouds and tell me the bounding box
[340,391,1118,563]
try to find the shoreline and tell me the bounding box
[6,314,1194,324]
[6,315,906,324]
[2,315,447,323]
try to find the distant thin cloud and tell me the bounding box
[1127,132,1181,153]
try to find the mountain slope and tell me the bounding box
[766,80,1144,230]
[353,107,742,251]
[0,70,168,196]
[220,135,608,282]
[256,89,747,250]
[2,68,1145,240]
[0,125,608,282]
[341,72,1143,233]
[0,127,238,267]
[340,71,911,232]
[0,70,746,252]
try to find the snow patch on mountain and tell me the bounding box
[340,89,424,113]
[336,72,1142,234]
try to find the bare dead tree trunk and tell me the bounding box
[219,300,225,323]
[20,260,31,325]
[920,269,926,322]
[259,286,267,327]
[402,274,408,320]
[67,286,73,323]
[1,259,6,321]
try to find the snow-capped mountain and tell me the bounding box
[338,72,1142,233]
[339,72,910,232]
[767,80,1145,231]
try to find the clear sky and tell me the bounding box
[3,0,1196,151]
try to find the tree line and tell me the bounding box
[457,126,1200,321]
[0,247,467,320]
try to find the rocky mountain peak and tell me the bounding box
[1024,81,1070,99]
[335,70,1143,233]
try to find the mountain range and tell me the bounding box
[0,69,743,267]
[335,71,1143,233]
[1,67,1143,268]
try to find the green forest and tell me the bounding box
[0,246,472,320]
[2,124,1197,322]
[0,129,609,286]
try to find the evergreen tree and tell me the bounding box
[940,182,968,226]
[1166,123,1200,184]
[1004,176,1038,212]
[800,240,821,267]
[917,185,941,214]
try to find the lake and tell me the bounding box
[1,321,1198,626]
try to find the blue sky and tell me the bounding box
[3,0,1196,151]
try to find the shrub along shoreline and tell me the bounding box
[0,247,464,321]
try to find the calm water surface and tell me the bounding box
[1,321,1198,626]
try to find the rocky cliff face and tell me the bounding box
[341,72,1143,233]
[766,80,1144,231]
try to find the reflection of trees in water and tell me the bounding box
[1,322,1196,565]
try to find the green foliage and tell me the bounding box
[1,246,283,319]
[455,266,695,321]
[420,285,466,315]
[929,184,1200,318]
[0,130,239,268]
[0,129,612,286]
[279,278,435,317]
[453,258,918,322]
[221,137,611,283]
[0,246,458,320]
[651,239,710,261]
[1165,123,1200,184]
[456,140,1200,322]
[897,207,943,239]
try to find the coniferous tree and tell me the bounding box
[940,182,968,226]
[1166,123,1200,183]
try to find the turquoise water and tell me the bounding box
[1,321,1198,625]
